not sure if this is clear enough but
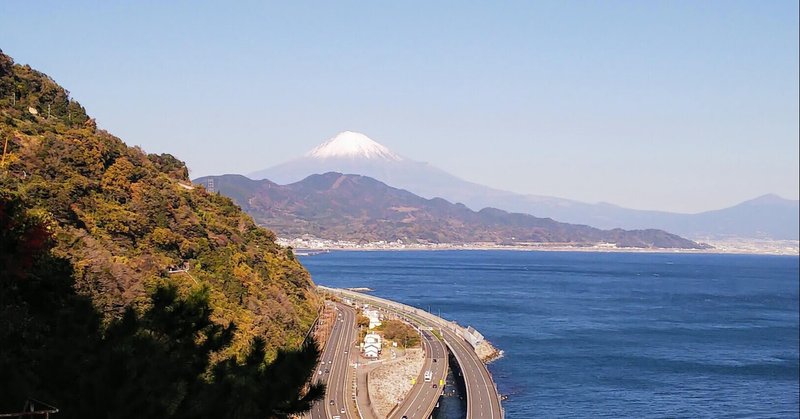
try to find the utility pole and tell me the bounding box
[1,134,8,167]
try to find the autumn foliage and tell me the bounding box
[379,319,421,348]
[0,49,323,416]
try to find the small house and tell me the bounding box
[363,332,382,358]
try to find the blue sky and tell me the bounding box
[1,1,797,213]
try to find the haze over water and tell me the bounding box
[301,251,799,418]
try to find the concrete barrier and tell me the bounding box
[319,286,504,418]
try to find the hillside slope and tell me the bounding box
[196,173,708,249]
[0,50,320,358]
[251,131,798,240]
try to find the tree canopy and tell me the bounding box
[379,319,421,348]
[0,49,324,417]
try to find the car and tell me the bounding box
[433,358,437,363]
[324,368,330,373]
[344,350,348,354]
[340,408,345,414]
[328,360,332,364]
[433,384,438,388]
[329,400,335,405]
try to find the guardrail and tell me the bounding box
[320,286,504,419]
[301,301,326,345]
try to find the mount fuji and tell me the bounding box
[250,131,517,211]
[248,131,799,240]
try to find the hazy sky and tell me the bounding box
[2,1,797,213]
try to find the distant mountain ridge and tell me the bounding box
[249,132,798,240]
[484,192,800,241]
[195,172,709,249]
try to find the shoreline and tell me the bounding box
[291,243,799,257]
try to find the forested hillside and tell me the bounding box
[0,50,322,417]
[196,173,708,249]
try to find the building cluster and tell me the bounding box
[359,304,383,358]
[276,236,460,250]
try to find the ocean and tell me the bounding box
[300,251,799,418]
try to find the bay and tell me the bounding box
[301,251,799,418]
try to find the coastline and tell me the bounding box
[285,238,799,257]
[475,340,504,364]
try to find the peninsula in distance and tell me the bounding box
[196,131,798,253]
[194,172,707,250]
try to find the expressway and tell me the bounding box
[390,328,448,419]
[321,286,504,419]
[438,326,501,419]
[306,302,358,419]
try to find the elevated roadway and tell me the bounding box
[321,286,503,419]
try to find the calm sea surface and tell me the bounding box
[300,251,799,418]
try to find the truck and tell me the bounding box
[424,370,433,382]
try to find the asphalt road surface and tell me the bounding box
[306,302,357,419]
[390,328,448,419]
[321,286,503,419]
[438,327,502,419]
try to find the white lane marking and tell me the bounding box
[332,305,356,419]
[394,331,434,418]
[324,303,354,419]
[338,293,501,419]
[309,307,344,419]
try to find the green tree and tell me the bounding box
[1,193,324,418]
[381,319,420,348]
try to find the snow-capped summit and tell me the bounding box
[245,131,798,240]
[306,131,402,161]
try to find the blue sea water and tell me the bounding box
[300,251,799,418]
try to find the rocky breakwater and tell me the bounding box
[475,340,503,363]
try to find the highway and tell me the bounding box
[321,286,504,419]
[390,328,447,419]
[307,302,357,419]
[438,327,501,419]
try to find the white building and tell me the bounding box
[363,332,382,358]
[363,308,382,329]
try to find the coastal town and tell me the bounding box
[279,236,799,256]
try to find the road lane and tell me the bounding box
[306,302,357,419]
[321,286,503,419]
[391,329,447,419]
